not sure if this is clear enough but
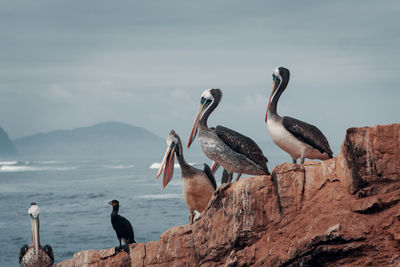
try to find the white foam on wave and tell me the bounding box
[104,164,135,169]
[0,161,18,165]
[36,160,64,164]
[137,193,182,199]
[149,162,196,169]
[0,166,77,172]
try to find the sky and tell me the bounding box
[1,1,399,152]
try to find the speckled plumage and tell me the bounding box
[19,246,54,267]
[198,125,268,175]
[189,89,269,179]
[19,203,54,267]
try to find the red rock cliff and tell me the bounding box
[56,124,400,267]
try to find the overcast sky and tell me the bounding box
[1,1,399,152]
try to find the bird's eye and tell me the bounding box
[200,97,206,104]
[272,75,277,81]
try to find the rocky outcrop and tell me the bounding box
[56,123,400,267]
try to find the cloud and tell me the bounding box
[45,85,73,102]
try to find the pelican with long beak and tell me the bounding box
[157,130,217,224]
[188,89,269,183]
[19,202,54,267]
[265,67,333,165]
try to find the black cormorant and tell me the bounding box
[108,200,135,253]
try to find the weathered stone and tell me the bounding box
[337,124,400,194]
[272,163,305,217]
[303,158,338,200]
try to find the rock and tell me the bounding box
[56,123,400,267]
[56,247,131,267]
[272,163,305,217]
[337,123,400,194]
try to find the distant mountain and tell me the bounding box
[0,127,17,156]
[14,121,165,158]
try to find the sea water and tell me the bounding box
[0,157,190,266]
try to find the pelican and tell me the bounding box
[157,130,217,224]
[108,200,135,253]
[19,202,54,267]
[265,67,333,166]
[188,89,269,182]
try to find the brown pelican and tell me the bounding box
[265,67,333,166]
[19,202,54,267]
[188,89,269,182]
[108,200,135,253]
[157,130,217,224]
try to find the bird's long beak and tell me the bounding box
[32,218,40,259]
[265,80,277,123]
[188,104,204,148]
[156,144,175,188]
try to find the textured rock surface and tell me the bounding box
[56,124,400,267]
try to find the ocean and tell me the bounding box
[0,157,192,266]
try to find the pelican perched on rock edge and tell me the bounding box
[108,200,135,253]
[188,88,269,183]
[19,202,54,267]
[265,67,333,166]
[157,130,217,224]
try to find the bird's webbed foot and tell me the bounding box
[298,156,305,171]
[115,244,130,254]
[294,164,305,172]
[293,157,305,172]
[123,243,130,253]
[115,245,122,253]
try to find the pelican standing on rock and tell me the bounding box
[188,89,269,183]
[157,130,217,224]
[19,202,54,267]
[265,67,333,166]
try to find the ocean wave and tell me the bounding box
[137,193,182,199]
[36,160,64,164]
[104,164,135,169]
[149,162,196,169]
[0,161,18,165]
[0,166,77,172]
